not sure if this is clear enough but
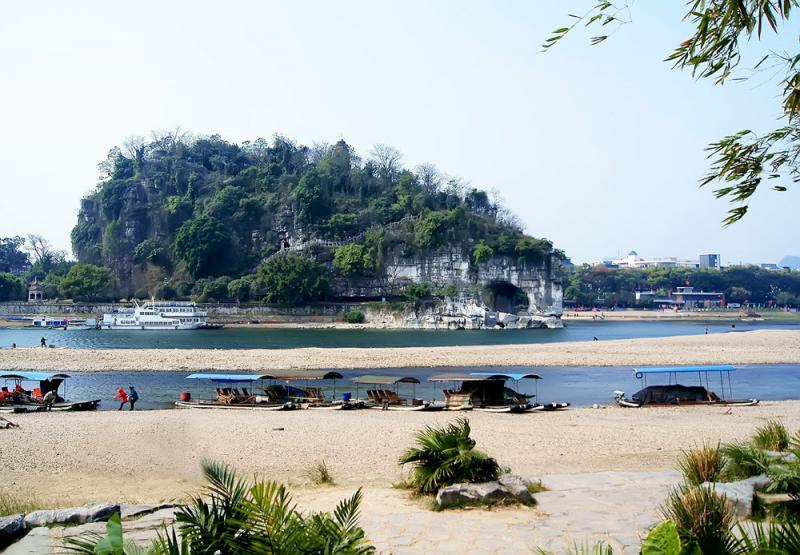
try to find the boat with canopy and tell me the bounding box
[613,365,759,407]
[0,372,100,413]
[268,371,354,409]
[351,375,444,411]
[175,373,296,410]
[429,372,565,413]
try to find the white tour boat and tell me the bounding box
[101,301,210,330]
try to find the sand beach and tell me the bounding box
[0,329,798,372]
[3,402,800,552]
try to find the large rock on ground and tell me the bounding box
[436,482,510,507]
[766,451,799,463]
[436,475,535,507]
[498,475,534,504]
[24,502,119,528]
[702,475,772,518]
[0,514,25,548]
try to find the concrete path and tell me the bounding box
[4,471,680,554]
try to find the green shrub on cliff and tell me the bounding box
[257,254,330,306]
[343,309,365,324]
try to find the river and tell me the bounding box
[17,364,800,410]
[1,320,797,349]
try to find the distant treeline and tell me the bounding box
[565,265,800,308]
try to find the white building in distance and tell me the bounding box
[609,251,699,269]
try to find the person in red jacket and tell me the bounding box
[114,387,128,410]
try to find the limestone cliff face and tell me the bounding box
[334,247,563,326]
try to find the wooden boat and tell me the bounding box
[175,373,297,410]
[0,372,101,413]
[614,365,759,408]
[267,371,366,409]
[352,375,445,411]
[428,373,564,413]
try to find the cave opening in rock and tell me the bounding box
[483,281,529,314]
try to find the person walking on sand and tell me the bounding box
[40,337,46,348]
[128,386,139,411]
[114,387,128,410]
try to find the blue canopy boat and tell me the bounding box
[614,365,759,408]
[0,371,100,413]
[175,373,297,410]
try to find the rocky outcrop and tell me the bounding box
[0,514,25,548]
[701,475,772,518]
[23,503,119,528]
[339,248,562,318]
[435,475,535,508]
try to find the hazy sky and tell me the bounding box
[1,1,797,264]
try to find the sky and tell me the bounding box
[0,1,798,265]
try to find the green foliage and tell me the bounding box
[324,213,360,239]
[153,282,177,301]
[641,520,686,555]
[343,309,365,324]
[565,264,800,308]
[661,486,735,554]
[436,283,459,299]
[333,244,373,276]
[515,236,552,266]
[174,216,231,278]
[192,276,231,303]
[227,275,255,302]
[678,443,725,486]
[753,420,791,451]
[132,239,166,267]
[720,442,771,481]
[398,417,501,495]
[257,254,330,306]
[294,169,331,223]
[0,236,28,275]
[72,134,556,297]
[65,461,374,555]
[60,264,113,301]
[472,241,493,265]
[545,1,800,224]
[0,273,25,302]
[404,283,430,306]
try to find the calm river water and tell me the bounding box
[25,364,800,410]
[0,320,796,349]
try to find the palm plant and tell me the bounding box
[661,486,736,554]
[720,442,771,481]
[65,461,375,555]
[398,417,500,495]
[753,420,790,452]
[677,443,725,486]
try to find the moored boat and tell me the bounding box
[0,372,100,413]
[613,365,759,408]
[429,372,564,413]
[101,301,218,330]
[352,375,444,411]
[175,373,296,410]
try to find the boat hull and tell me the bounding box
[617,398,759,408]
[102,323,205,330]
[174,400,297,410]
[0,399,101,413]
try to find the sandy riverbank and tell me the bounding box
[0,329,798,372]
[2,401,799,505]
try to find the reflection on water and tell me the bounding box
[23,364,800,411]
[0,320,795,350]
